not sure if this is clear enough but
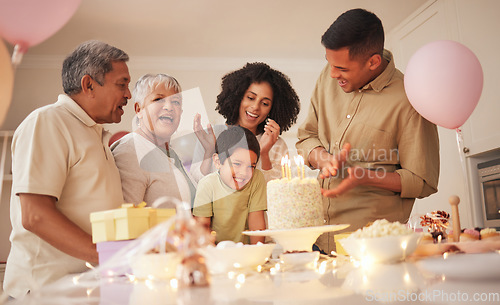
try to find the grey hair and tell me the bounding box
[133,73,182,107]
[62,40,129,96]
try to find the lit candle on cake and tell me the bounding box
[294,156,301,179]
[287,158,291,180]
[281,156,286,179]
[295,155,305,179]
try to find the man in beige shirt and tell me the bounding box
[296,9,439,253]
[4,40,130,298]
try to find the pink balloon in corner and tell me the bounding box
[404,40,483,129]
[0,0,82,52]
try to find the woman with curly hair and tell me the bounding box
[192,62,300,182]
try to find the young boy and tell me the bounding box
[193,126,266,244]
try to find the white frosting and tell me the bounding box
[266,177,324,230]
[480,228,497,235]
[350,219,413,238]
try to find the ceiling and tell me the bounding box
[1,0,429,131]
[21,0,428,59]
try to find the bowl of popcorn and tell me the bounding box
[198,241,276,274]
[339,219,422,264]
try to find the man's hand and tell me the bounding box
[316,143,351,179]
[321,167,403,198]
[20,193,98,263]
[321,166,366,197]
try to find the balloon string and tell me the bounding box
[11,43,27,69]
[455,128,467,174]
[455,127,472,225]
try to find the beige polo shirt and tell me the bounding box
[4,94,124,298]
[193,170,267,244]
[296,50,440,253]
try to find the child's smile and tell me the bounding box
[219,148,258,190]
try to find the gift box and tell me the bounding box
[97,240,134,265]
[90,203,176,243]
[149,208,176,228]
[90,210,116,244]
[334,232,352,256]
[96,240,134,277]
[114,205,150,241]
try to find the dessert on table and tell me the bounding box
[244,155,349,253]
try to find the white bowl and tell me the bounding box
[131,252,181,279]
[198,243,276,274]
[339,233,422,264]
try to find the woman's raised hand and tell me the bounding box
[193,113,216,154]
[260,118,280,154]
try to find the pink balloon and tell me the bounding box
[0,0,81,51]
[404,40,483,129]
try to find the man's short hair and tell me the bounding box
[215,126,260,165]
[62,40,129,96]
[321,8,384,60]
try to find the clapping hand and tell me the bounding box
[319,143,351,179]
[321,166,366,198]
[319,143,364,197]
[193,113,216,155]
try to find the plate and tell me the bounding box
[412,239,500,258]
[243,224,349,252]
[417,251,500,280]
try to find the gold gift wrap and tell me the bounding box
[90,210,116,243]
[90,202,176,243]
[148,208,177,228]
[334,232,352,256]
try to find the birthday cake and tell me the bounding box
[266,177,324,230]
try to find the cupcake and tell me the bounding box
[480,228,500,240]
[460,228,480,241]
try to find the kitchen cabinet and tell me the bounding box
[0,130,13,262]
[453,0,500,156]
[0,130,13,182]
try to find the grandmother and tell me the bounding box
[111,73,196,207]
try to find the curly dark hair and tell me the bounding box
[215,62,300,135]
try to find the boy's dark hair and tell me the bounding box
[215,126,260,165]
[215,62,300,135]
[321,8,384,60]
